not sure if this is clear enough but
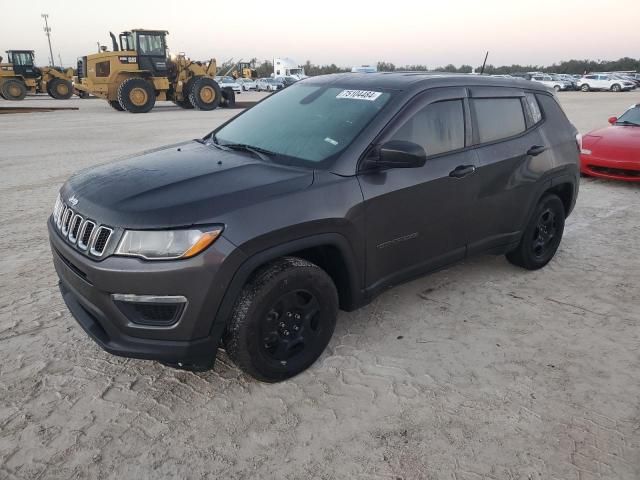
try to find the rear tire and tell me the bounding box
[506,193,565,270]
[47,78,73,99]
[1,79,27,100]
[611,84,621,92]
[580,84,590,92]
[108,100,124,111]
[117,77,156,113]
[189,77,221,111]
[223,257,338,382]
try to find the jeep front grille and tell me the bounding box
[52,195,114,258]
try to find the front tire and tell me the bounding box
[47,78,73,99]
[223,257,338,382]
[506,193,565,270]
[189,77,221,111]
[611,84,621,92]
[580,84,590,92]
[117,77,156,113]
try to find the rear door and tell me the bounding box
[358,87,479,292]
[466,87,546,254]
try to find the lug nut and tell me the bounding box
[287,312,292,317]
[284,330,290,336]
[294,313,301,320]
[293,325,299,331]
[279,322,285,328]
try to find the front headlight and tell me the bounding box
[115,226,223,260]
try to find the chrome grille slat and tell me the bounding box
[68,214,83,243]
[77,220,95,250]
[90,227,113,257]
[61,209,74,235]
[53,198,114,258]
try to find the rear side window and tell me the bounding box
[524,93,542,124]
[390,100,465,157]
[471,98,526,143]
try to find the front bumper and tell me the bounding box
[49,217,245,366]
[580,154,640,182]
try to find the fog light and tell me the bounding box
[112,294,187,327]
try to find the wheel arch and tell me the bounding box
[210,233,364,340]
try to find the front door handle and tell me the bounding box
[527,145,547,156]
[449,164,476,178]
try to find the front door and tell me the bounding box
[135,32,168,77]
[357,88,478,293]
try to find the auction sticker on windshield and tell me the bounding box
[336,90,383,101]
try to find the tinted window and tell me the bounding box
[390,100,465,157]
[585,75,596,80]
[524,93,542,124]
[471,98,526,143]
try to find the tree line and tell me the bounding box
[248,57,640,77]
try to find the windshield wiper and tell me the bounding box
[616,120,640,126]
[217,143,277,162]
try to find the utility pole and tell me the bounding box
[41,13,55,67]
[58,53,63,68]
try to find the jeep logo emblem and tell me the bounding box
[68,195,79,206]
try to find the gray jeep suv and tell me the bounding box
[49,73,580,382]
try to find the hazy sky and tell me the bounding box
[2,0,639,69]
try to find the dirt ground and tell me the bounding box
[1,90,639,480]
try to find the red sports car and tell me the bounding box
[580,103,640,182]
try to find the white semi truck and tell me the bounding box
[273,58,306,80]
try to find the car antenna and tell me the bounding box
[480,51,489,75]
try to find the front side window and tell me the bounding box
[214,84,392,165]
[390,100,465,157]
[137,34,165,56]
[471,98,526,143]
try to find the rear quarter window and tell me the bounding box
[471,98,526,143]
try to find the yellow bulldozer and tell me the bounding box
[75,29,234,113]
[0,50,74,100]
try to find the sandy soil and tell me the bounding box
[1,91,639,479]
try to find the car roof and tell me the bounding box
[301,72,548,92]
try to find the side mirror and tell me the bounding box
[608,116,618,125]
[366,140,427,170]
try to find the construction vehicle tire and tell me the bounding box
[47,78,73,99]
[221,88,236,108]
[1,79,27,100]
[108,100,125,111]
[189,77,221,111]
[117,77,156,113]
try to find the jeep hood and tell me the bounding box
[61,141,314,229]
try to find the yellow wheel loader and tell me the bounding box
[75,29,234,113]
[0,50,74,101]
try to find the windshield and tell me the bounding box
[617,106,640,125]
[10,52,33,65]
[213,84,392,166]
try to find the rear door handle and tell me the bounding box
[449,164,476,178]
[527,145,547,156]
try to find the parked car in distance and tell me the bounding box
[530,74,570,92]
[551,74,577,90]
[275,76,298,87]
[236,78,257,91]
[256,78,284,92]
[580,103,640,181]
[214,76,242,94]
[577,74,635,92]
[49,73,580,382]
